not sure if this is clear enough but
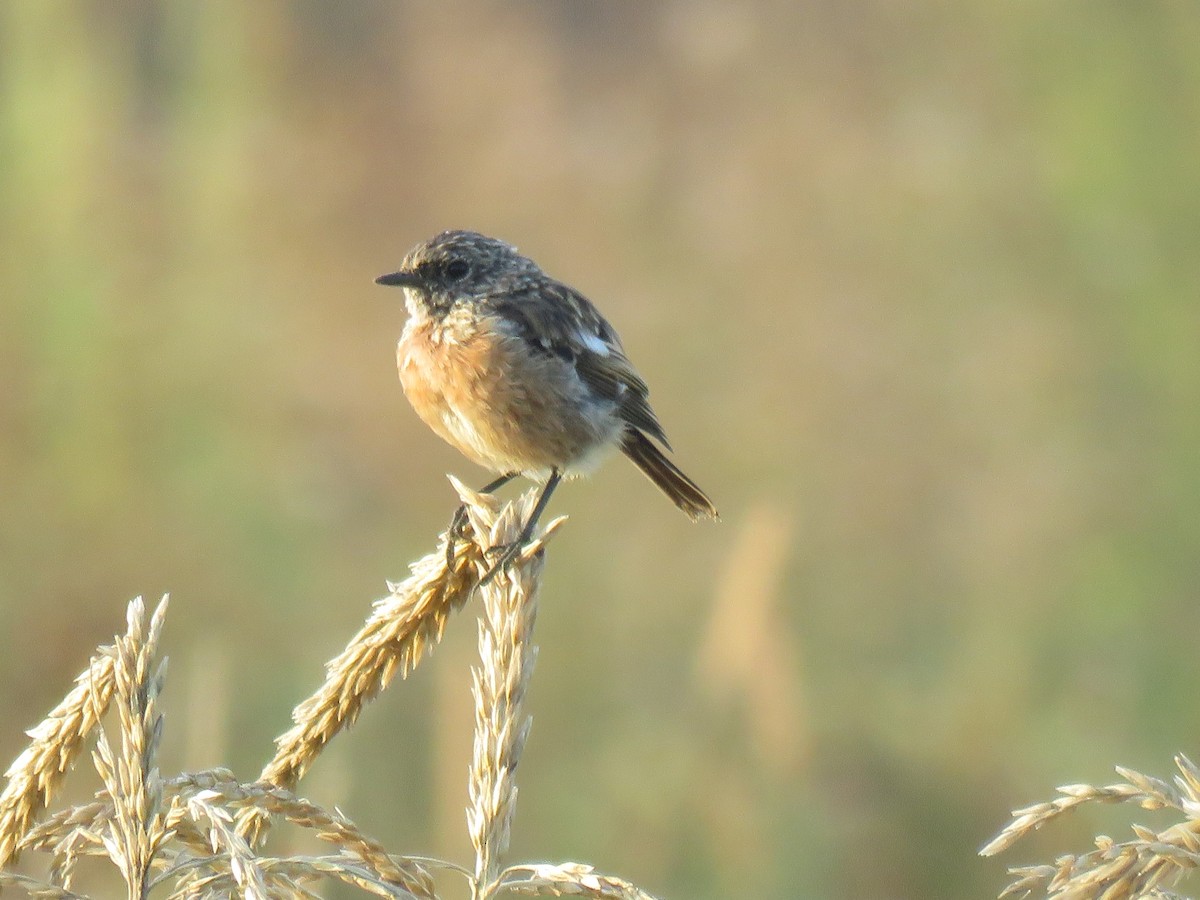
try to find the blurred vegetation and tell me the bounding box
[2,2,1200,898]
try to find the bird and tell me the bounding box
[376,229,717,581]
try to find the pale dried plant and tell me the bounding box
[494,863,662,899]
[696,502,806,774]
[239,501,487,845]
[90,598,170,898]
[461,491,541,899]
[0,631,118,870]
[0,481,665,899]
[983,754,1200,899]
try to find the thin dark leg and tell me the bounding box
[479,468,562,586]
[446,472,519,567]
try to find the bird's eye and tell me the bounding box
[445,259,470,281]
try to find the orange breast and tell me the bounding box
[397,313,622,476]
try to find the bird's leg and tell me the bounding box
[446,472,519,567]
[479,468,562,585]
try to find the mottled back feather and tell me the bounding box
[487,281,672,449]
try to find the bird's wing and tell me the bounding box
[489,280,672,449]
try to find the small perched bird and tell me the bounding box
[376,230,717,579]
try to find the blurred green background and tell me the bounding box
[3,2,1200,897]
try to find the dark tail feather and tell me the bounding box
[621,430,718,521]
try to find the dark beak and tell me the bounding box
[374,269,422,287]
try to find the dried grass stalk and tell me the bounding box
[90,597,170,899]
[496,862,664,899]
[22,800,111,856]
[240,479,564,851]
[0,869,90,899]
[172,853,422,900]
[0,601,128,870]
[1,486,668,900]
[23,769,234,870]
[181,790,270,900]
[984,754,1200,899]
[458,484,561,899]
[161,765,436,898]
[239,480,493,846]
[47,827,96,891]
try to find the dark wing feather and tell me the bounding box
[574,351,671,448]
[488,280,672,449]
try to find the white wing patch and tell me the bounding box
[578,331,610,356]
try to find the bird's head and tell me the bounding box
[375,230,540,318]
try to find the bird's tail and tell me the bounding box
[621,429,718,521]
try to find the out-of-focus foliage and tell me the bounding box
[2,3,1199,898]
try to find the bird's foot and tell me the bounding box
[445,504,472,568]
[445,472,520,568]
[478,538,536,586]
[476,469,561,586]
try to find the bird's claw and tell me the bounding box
[478,539,533,586]
[445,503,473,568]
